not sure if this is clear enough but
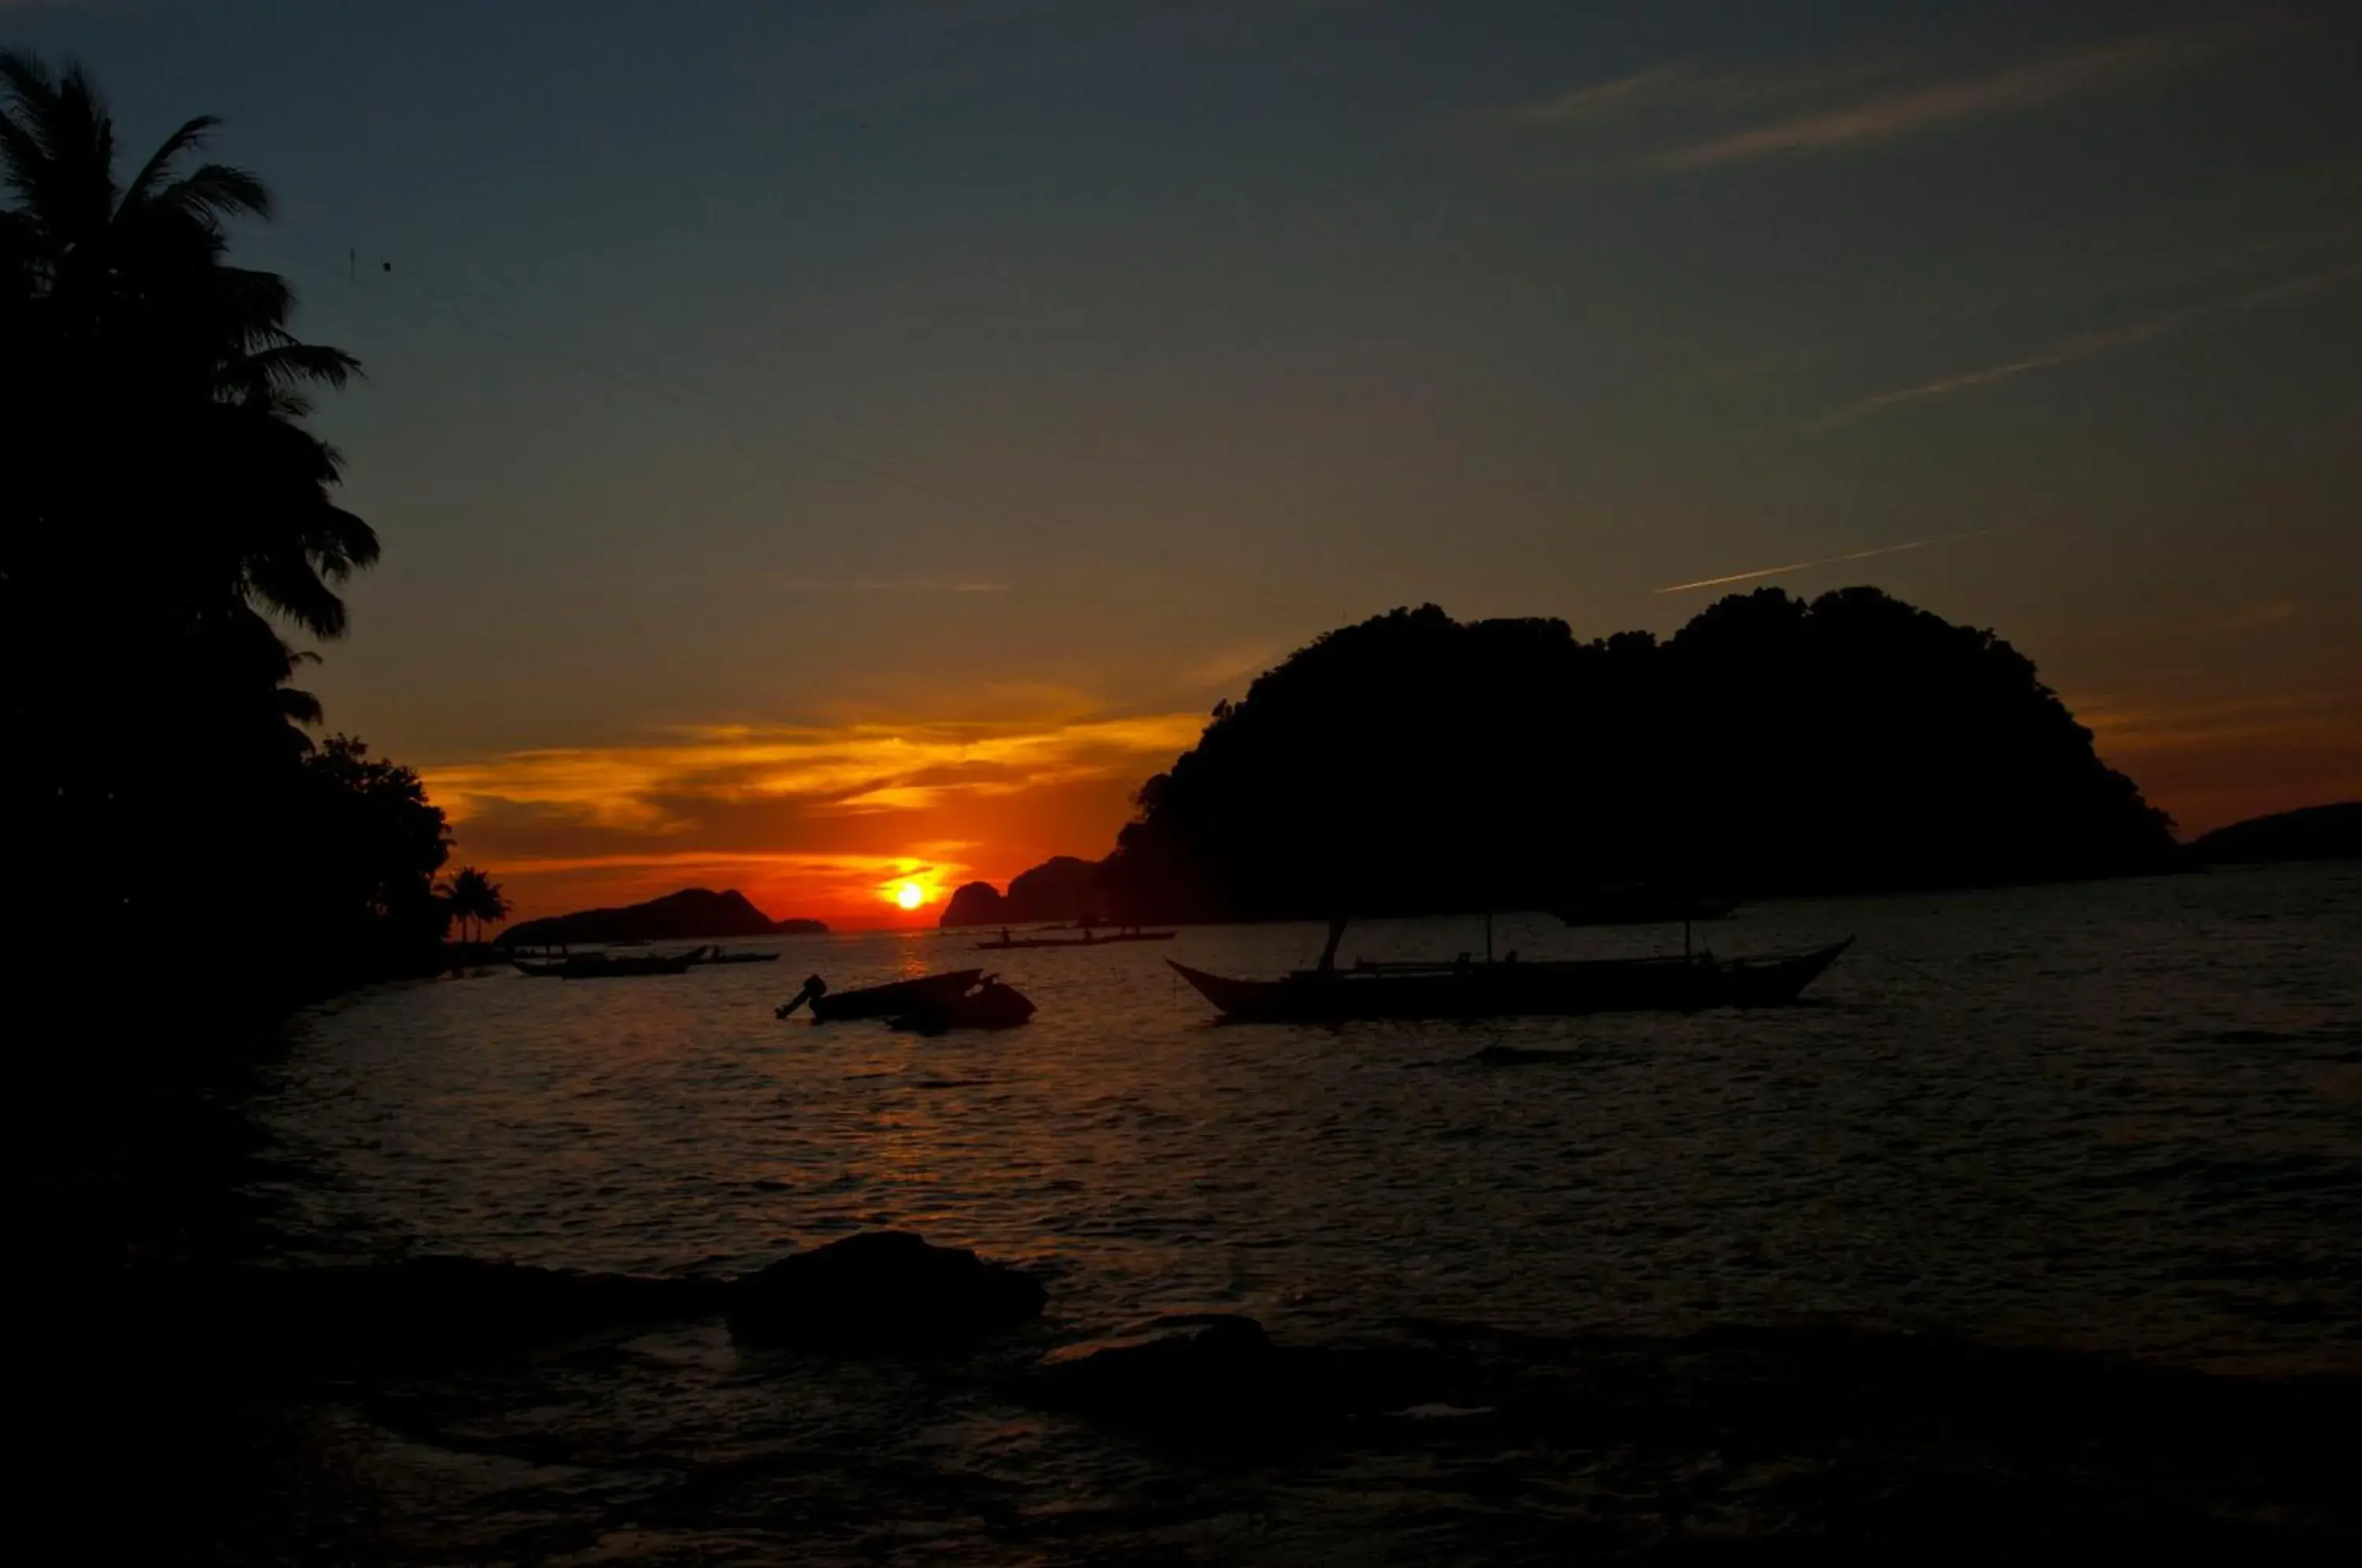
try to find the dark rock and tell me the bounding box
[501,887,825,947]
[1013,1315,1451,1439]
[724,1230,1046,1348]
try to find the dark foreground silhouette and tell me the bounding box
[500,887,827,947]
[3,53,459,1017]
[32,1227,2360,1562]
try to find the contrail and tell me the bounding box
[1654,527,2006,595]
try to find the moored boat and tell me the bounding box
[777,968,986,1022]
[1168,938,1850,1023]
[972,929,1177,950]
[515,951,698,979]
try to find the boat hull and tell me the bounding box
[1168,940,1851,1023]
[808,969,984,1022]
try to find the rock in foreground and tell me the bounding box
[725,1230,1046,1348]
[1014,1314,1450,1438]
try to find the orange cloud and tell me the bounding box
[422,712,1207,928]
[1656,27,2242,168]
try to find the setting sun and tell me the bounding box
[893,880,926,911]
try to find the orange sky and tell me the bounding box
[424,711,1208,928]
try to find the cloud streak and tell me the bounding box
[427,714,1205,830]
[1509,25,2266,174]
[1509,59,1887,128]
[1815,258,2362,428]
[1654,527,2011,595]
[1652,28,2238,168]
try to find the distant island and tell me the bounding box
[2188,802,2361,865]
[499,888,826,947]
[941,856,1108,927]
[958,590,2190,925]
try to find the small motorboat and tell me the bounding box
[889,976,1036,1034]
[687,945,781,966]
[776,969,985,1022]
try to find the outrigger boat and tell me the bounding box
[1167,920,1849,1023]
[513,950,698,979]
[972,928,1177,950]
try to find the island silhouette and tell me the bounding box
[941,855,1109,928]
[2188,801,2361,865]
[948,592,2184,926]
[499,888,827,948]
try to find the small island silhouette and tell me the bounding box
[2188,801,2360,865]
[941,856,1108,928]
[499,888,826,948]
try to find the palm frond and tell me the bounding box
[120,113,219,207]
[243,555,349,639]
[277,684,324,727]
[150,161,271,224]
[242,342,362,394]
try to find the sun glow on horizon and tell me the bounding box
[892,879,927,911]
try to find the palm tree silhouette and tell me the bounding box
[2,47,376,653]
[3,50,389,956]
[439,867,511,945]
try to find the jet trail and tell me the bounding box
[1654,528,2004,595]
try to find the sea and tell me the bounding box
[245,864,2362,1562]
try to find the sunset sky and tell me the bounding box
[18,1,2359,926]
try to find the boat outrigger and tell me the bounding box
[1167,920,1849,1023]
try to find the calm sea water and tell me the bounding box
[254,864,2362,1561]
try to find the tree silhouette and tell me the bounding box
[1098,591,2177,922]
[0,52,434,1013]
[439,866,512,945]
